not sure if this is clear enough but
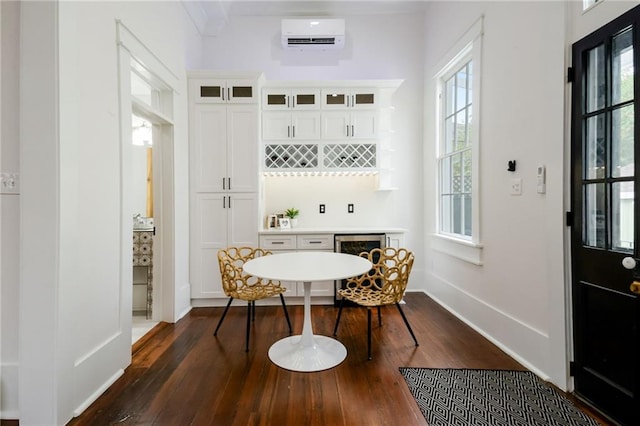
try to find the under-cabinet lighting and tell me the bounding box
[262,170,378,177]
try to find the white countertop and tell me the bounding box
[258,227,406,235]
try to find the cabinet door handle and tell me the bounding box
[351,125,355,137]
[228,177,231,190]
[271,241,285,245]
[309,241,323,244]
[228,196,231,209]
[347,95,350,108]
[287,96,290,108]
[223,196,226,208]
[346,125,350,137]
[227,87,230,101]
[288,125,291,138]
[222,177,226,190]
[292,125,295,138]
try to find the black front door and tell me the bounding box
[570,6,640,425]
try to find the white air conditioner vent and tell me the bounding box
[281,19,345,50]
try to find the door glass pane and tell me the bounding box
[611,104,634,177]
[584,183,606,248]
[296,94,315,105]
[612,181,634,251]
[200,86,221,98]
[585,114,605,179]
[586,44,605,113]
[354,93,374,105]
[267,94,287,106]
[612,27,634,106]
[326,93,345,105]
[232,86,253,98]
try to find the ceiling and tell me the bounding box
[183,0,430,36]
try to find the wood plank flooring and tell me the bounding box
[22,293,611,425]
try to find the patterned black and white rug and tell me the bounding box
[399,368,599,426]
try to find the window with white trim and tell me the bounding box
[440,59,473,238]
[433,18,483,264]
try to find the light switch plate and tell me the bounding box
[510,178,522,196]
[0,172,19,194]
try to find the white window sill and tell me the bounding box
[430,234,483,265]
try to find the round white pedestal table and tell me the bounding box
[243,251,372,372]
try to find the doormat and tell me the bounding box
[399,368,599,426]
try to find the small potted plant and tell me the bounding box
[284,208,300,227]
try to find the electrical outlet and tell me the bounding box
[0,172,19,194]
[348,203,354,213]
[319,204,325,214]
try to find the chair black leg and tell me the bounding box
[245,301,252,352]
[279,294,292,334]
[377,306,382,326]
[367,308,372,360]
[333,298,345,336]
[214,297,233,336]
[251,301,256,321]
[396,303,419,346]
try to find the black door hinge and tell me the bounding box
[566,211,574,227]
[567,67,575,83]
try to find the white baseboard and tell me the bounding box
[73,368,124,417]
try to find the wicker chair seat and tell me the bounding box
[337,287,397,307]
[228,281,286,301]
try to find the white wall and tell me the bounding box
[0,1,20,418]
[200,14,426,284]
[423,1,568,387]
[421,0,640,392]
[9,1,199,423]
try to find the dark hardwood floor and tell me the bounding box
[4,293,612,425]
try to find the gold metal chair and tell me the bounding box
[333,247,419,360]
[214,247,292,352]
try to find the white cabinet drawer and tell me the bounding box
[260,235,296,250]
[296,234,334,250]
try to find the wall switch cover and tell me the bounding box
[348,203,354,213]
[319,204,325,214]
[510,178,522,196]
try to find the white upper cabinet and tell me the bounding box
[191,78,258,104]
[321,111,378,140]
[191,104,258,192]
[320,88,378,109]
[262,88,320,110]
[262,111,321,140]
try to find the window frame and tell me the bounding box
[432,17,483,265]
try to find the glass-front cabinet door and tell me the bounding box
[191,79,257,104]
[262,88,320,110]
[321,88,378,109]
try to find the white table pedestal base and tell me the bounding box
[268,335,347,372]
[268,281,346,372]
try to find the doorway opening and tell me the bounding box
[131,114,157,343]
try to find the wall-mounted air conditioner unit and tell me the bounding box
[281,18,345,50]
